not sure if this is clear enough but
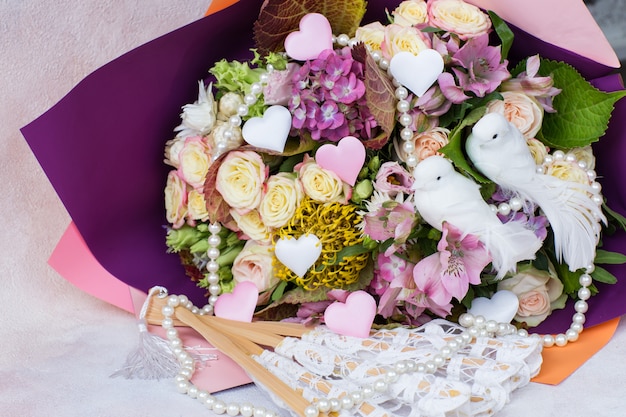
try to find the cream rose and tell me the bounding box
[545,160,591,186]
[230,209,272,243]
[427,0,491,40]
[497,263,567,327]
[165,170,188,229]
[216,150,267,213]
[526,138,549,165]
[486,91,544,139]
[382,24,431,59]
[297,156,346,203]
[186,189,209,223]
[355,22,386,52]
[259,173,304,228]
[392,0,428,26]
[218,92,244,119]
[164,137,185,168]
[177,136,211,189]
[210,120,243,150]
[232,240,279,303]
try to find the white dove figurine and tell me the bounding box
[412,155,542,278]
[466,112,606,271]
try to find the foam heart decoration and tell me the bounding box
[315,136,366,186]
[284,13,333,61]
[242,105,292,153]
[467,290,520,324]
[214,281,259,322]
[324,291,376,338]
[389,49,444,98]
[275,234,322,278]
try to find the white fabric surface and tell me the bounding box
[2,1,626,416]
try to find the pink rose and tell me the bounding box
[164,170,188,229]
[374,161,414,196]
[263,63,300,106]
[177,136,211,189]
[396,127,450,164]
[232,240,278,304]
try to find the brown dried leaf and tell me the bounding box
[364,51,397,137]
[253,0,367,55]
[203,157,231,224]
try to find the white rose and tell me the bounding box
[570,146,596,170]
[259,173,304,228]
[216,150,266,213]
[164,137,185,168]
[497,263,567,327]
[382,24,432,59]
[486,91,544,139]
[232,240,278,301]
[392,0,428,26]
[545,160,591,186]
[427,0,491,40]
[526,138,549,165]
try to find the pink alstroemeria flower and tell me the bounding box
[374,253,416,318]
[500,55,562,112]
[413,222,491,311]
[363,199,417,255]
[374,161,414,196]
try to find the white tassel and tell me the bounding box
[111,286,180,380]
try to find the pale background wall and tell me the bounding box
[1,1,625,416]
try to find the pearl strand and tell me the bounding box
[158,287,522,417]
[205,222,224,308]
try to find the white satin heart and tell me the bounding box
[468,290,520,324]
[389,49,444,98]
[242,105,292,153]
[274,234,322,277]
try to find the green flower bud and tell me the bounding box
[351,179,374,204]
[166,225,208,252]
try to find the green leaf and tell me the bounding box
[270,280,289,302]
[553,261,584,295]
[595,249,626,265]
[603,202,626,232]
[330,244,373,265]
[538,59,626,149]
[253,0,367,54]
[487,11,514,61]
[591,265,618,285]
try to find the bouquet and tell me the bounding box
[163,0,626,342]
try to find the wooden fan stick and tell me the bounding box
[174,307,327,417]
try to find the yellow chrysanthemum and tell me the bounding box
[273,198,369,290]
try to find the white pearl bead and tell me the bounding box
[316,398,331,412]
[400,127,413,141]
[592,195,603,205]
[405,155,418,168]
[579,273,593,287]
[440,346,453,358]
[458,313,474,327]
[250,82,263,95]
[166,328,178,340]
[205,395,217,408]
[405,360,417,373]
[536,165,546,174]
[207,273,220,284]
[575,300,588,313]
[489,204,498,213]
[425,361,437,373]
[397,100,410,113]
[161,317,174,329]
[174,375,188,383]
[570,322,584,333]
[266,64,275,73]
[178,368,192,379]
[350,390,364,403]
[361,386,375,398]
[433,355,445,367]
[379,58,389,70]
[304,404,319,417]
[565,154,576,163]
[399,113,413,127]
[167,295,180,307]
[578,287,591,300]
[208,235,222,247]
[207,247,220,260]
[226,403,240,416]
[187,386,198,398]
[207,261,220,273]
[176,380,190,393]
[588,170,597,181]
[509,197,523,211]
[468,327,480,338]
[209,295,219,306]
[213,400,227,414]
[566,329,580,342]
[384,370,398,383]
[260,73,270,83]
[229,115,242,127]
[517,328,529,337]
[202,304,213,314]
[591,181,601,192]
[497,203,511,216]
[209,223,222,234]
[402,140,415,154]
[161,305,174,317]
[553,150,565,160]
[485,320,498,333]
[340,396,354,409]
[240,403,254,417]
[370,50,382,62]
[373,379,388,392]
[543,155,554,164]
[253,407,267,417]
[578,160,587,169]
[474,315,486,327]
[197,390,209,401]
[394,361,408,374]
[543,334,555,347]
[209,284,221,295]
[337,33,350,46]
[244,93,257,106]
[237,104,249,116]
[329,398,341,412]
[573,312,586,324]
[395,86,408,100]
[416,363,426,373]
[216,141,228,152]
[555,333,568,346]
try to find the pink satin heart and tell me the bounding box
[324,291,376,338]
[214,281,259,322]
[315,136,366,186]
[284,13,333,61]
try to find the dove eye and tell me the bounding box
[492,133,498,139]
[436,176,441,181]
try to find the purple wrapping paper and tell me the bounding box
[22,0,626,332]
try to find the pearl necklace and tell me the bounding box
[157,286,527,417]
